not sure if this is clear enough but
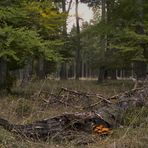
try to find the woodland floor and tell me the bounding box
[0,80,148,148]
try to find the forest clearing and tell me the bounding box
[0,0,148,147]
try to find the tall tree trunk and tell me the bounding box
[60,62,67,80]
[98,66,105,82]
[98,0,106,83]
[38,57,45,79]
[75,0,81,80]
[60,0,68,80]
[0,58,14,93]
[134,0,147,80]
[35,57,45,79]
[20,59,33,86]
[134,61,147,79]
[0,58,7,89]
[81,59,84,78]
[110,69,117,80]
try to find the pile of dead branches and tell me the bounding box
[35,86,148,111]
[37,87,111,110]
[0,86,148,145]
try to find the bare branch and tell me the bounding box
[66,0,73,14]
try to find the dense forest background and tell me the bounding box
[0,0,148,91]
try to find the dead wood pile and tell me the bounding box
[39,87,112,109]
[0,86,148,144]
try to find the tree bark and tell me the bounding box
[98,66,105,82]
[34,57,46,79]
[60,0,69,80]
[134,0,147,80]
[75,0,81,80]
[60,62,67,80]
[0,58,7,89]
[98,0,107,83]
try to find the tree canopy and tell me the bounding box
[0,0,65,66]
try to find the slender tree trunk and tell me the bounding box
[62,0,67,35]
[134,0,147,80]
[0,58,14,93]
[60,0,68,80]
[20,59,33,86]
[98,67,105,82]
[86,61,88,78]
[35,57,45,79]
[110,69,116,80]
[74,61,76,79]
[60,62,67,80]
[134,62,147,79]
[0,58,7,89]
[75,0,81,80]
[38,57,45,79]
[98,0,106,83]
[82,60,84,78]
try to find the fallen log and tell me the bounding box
[0,86,148,142]
[0,112,110,140]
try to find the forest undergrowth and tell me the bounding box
[0,80,148,148]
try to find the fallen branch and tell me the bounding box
[39,87,111,110]
[0,112,110,141]
[0,86,148,143]
[109,87,144,100]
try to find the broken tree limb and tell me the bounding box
[109,87,144,100]
[0,112,110,141]
[0,86,148,142]
[61,87,109,103]
[41,87,111,109]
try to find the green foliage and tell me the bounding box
[26,1,66,37]
[109,29,148,64]
[0,0,65,71]
[80,0,148,70]
[108,0,148,64]
[0,26,43,63]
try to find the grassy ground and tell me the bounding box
[0,80,147,148]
